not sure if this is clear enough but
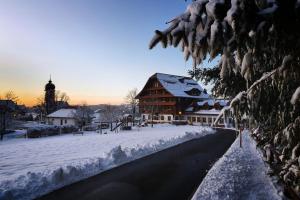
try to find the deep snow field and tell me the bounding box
[0,124,213,200]
[192,131,283,200]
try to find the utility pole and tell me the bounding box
[0,111,6,141]
[151,105,154,128]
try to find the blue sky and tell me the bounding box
[0,0,217,105]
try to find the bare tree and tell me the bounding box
[59,92,70,103]
[74,102,93,129]
[55,90,61,103]
[4,91,18,103]
[125,88,139,125]
[35,95,46,122]
[102,104,119,122]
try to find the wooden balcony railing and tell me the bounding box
[141,110,175,115]
[138,102,176,106]
[138,94,173,99]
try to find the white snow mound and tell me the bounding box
[192,131,283,200]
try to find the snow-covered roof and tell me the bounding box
[197,99,215,106]
[185,107,194,112]
[123,114,133,117]
[94,109,103,113]
[215,99,230,106]
[197,99,230,107]
[194,109,221,115]
[156,73,210,99]
[47,109,76,118]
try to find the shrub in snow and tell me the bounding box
[27,125,78,138]
[150,0,300,196]
[60,125,79,133]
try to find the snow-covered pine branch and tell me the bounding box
[150,0,300,195]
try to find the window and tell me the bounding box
[60,119,63,125]
[208,118,212,123]
[202,117,207,123]
[168,116,171,121]
[160,116,164,121]
[197,117,201,122]
[65,119,67,124]
[192,117,196,122]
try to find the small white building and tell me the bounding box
[92,109,104,124]
[46,109,77,126]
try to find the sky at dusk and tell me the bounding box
[0,0,218,106]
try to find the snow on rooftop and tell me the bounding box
[0,125,214,200]
[185,107,194,112]
[197,99,229,107]
[197,99,215,106]
[156,73,210,99]
[192,131,283,200]
[47,109,76,118]
[194,109,221,115]
[215,99,230,106]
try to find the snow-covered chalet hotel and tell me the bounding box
[136,73,230,126]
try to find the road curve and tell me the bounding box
[37,128,236,200]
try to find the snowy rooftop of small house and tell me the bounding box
[156,73,210,99]
[94,109,103,113]
[47,109,76,118]
[194,109,221,115]
[197,99,229,107]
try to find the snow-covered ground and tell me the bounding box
[0,124,213,200]
[192,131,283,200]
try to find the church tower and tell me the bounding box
[45,78,56,114]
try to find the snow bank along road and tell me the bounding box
[38,129,236,200]
[0,125,213,200]
[192,131,283,200]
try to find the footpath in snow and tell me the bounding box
[192,131,283,200]
[0,124,213,200]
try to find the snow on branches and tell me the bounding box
[150,0,300,196]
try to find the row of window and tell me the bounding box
[142,115,172,121]
[49,118,68,125]
[142,114,224,124]
[140,97,175,103]
[140,106,174,112]
[187,116,224,124]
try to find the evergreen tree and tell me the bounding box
[150,0,300,196]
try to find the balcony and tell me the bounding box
[141,110,175,115]
[138,101,176,106]
[139,94,173,99]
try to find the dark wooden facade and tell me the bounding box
[136,75,199,118]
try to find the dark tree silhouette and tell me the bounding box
[150,0,300,196]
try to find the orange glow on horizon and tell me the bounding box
[19,95,125,107]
